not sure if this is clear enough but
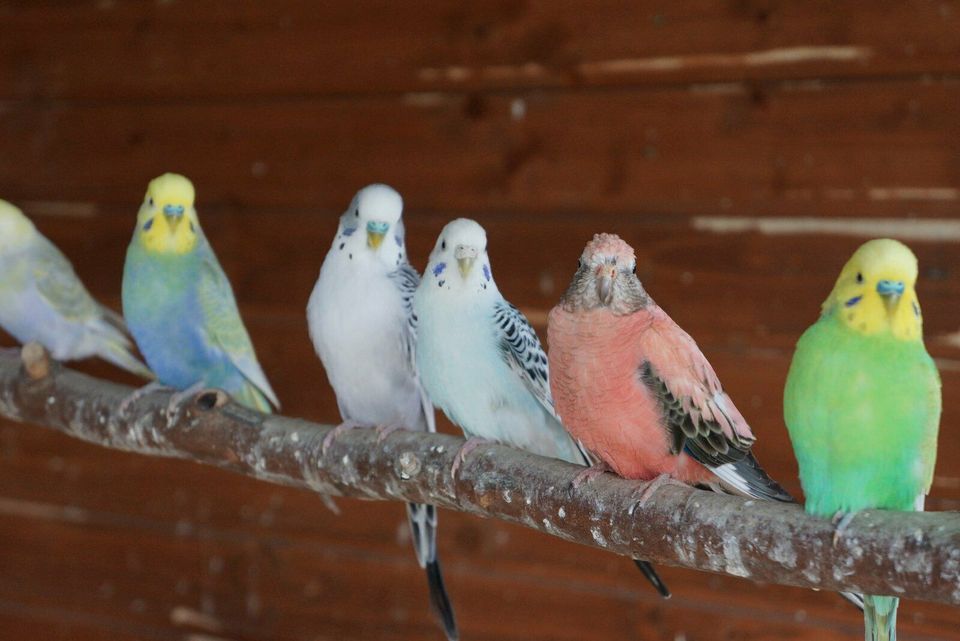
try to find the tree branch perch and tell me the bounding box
[0,346,958,606]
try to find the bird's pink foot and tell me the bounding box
[375,422,406,444]
[321,420,362,455]
[831,511,857,547]
[450,437,489,481]
[166,382,208,423]
[571,462,611,489]
[629,474,677,513]
[118,381,171,417]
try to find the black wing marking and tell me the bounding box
[638,361,791,502]
[492,300,557,419]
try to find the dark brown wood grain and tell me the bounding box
[1,80,960,218]
[2,1,960,100]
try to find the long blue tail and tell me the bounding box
[864,595,897,641]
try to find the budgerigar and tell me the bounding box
[785,239,940,641]
[307,184,457,640]
[122,173,278,413]
[548,234,790,498]
[414,219,670,599]
[548,233,863,609]
[0,199,151,377]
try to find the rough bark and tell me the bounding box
[1,346,958,605]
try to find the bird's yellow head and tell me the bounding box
[824,238,923,341]
[0,199,37,252]
[135,173,200,254]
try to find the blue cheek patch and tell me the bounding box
[433,262,446,277]
[845,296,862,307]
[913,301,921,317]
[482,264,491,282]
[142,219,154,231]
[342,227,357,237]
[395,233,403,247]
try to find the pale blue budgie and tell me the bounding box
[413,218,669,598]
[0,199,151,377]
[122,173,279,413]
[307,184,457,640]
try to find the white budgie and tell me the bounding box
[307,184,457,640]
[412,218,669,598]
[0,199,151,378]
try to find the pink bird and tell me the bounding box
[547,233,791,502]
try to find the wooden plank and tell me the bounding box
[2,1,960,100]
[2,80,958,218]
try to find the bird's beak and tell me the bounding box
[876,279,905,313]
[162,203,185,229]
[455,245,479,278]
[597,266,616,305]
[366,220,389,250]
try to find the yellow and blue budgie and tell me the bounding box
[122,174,278,413]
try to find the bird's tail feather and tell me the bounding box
[711,451,795,503]
[633,559,671,598]
[407,502,458,640]
[99,340,154,380]
[233,383,274,414]
[864,595,897,641]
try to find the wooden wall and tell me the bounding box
[1,1,959,639]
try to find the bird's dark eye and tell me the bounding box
[577,259,582,268]
[631,262,637,273]
[441,240,446,250]
[354,209,359,217]
[856,272,864,284]
[148,197,154,207]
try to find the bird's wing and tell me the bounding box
[492,300,558,419]
[31,236,100,323]
[389,262,436,434]
[920,354,942,498]
[637,308,791,501]
[197,248,279,408]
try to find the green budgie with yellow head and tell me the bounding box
[784,238,940,641]
[122,173,278,413]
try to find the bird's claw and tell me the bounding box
[629,474,675,514]
[117,381,169,418]
[450,437,488,481]
[165,382,206,424]
[321,420,361,456]
[571,463,610,489]
[832,511,857,547]
[375,422,405,444]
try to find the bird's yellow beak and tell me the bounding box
[457,257,476,278]
[367,231,385,250]
[454,244,479,278]
[366,220,389,250]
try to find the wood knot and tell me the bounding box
[21,342,50,380]
[195,389,229,410]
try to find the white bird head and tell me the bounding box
[423,218,495,294]
[0,199,38,252]
[337,184,405,261]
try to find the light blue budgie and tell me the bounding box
[413,218,669,598]
[121,173,278,413]
[307,184,457,640]
[0,199,151,377]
